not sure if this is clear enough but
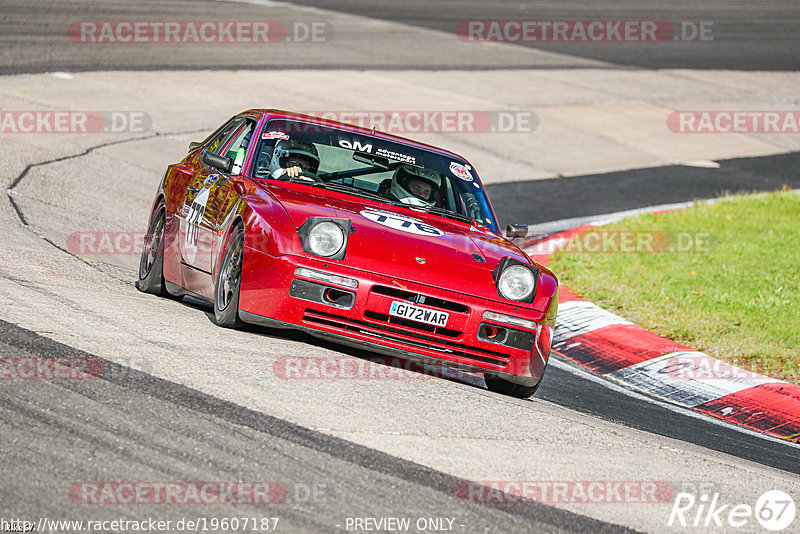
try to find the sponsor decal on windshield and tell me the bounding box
[450,162,473,181]
[375,148,416,165]
[338,138,373,152]
[336,138,418,165]
[262,130,289,140]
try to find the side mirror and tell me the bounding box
[505,224,529,239]
[202,150,232,173]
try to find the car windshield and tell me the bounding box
[252,119,499,233]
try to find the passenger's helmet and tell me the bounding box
[390,165,441,207]
[269,140,320,175]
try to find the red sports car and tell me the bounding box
[137,110,558,397]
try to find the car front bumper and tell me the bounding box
[238,248,553,385]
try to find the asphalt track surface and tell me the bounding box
[288,0,800,71]
[2,1,800,533]
[2,0,799,73]
[0,320,626,534]
[290,0,800,70]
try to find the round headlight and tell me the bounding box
[308,221,345,257]
[497,265,535,301]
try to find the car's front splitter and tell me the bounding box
[239,310,543,387]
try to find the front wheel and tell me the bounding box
[484,373,542,398]
[136,199,167,295]
[214,224,244,328]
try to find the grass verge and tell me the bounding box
[549,189,800,384]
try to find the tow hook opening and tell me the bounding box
[479,323,508,344]
[289,279,355,310]
[324,288,349,305]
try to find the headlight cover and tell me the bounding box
[309,222,344,256]
[297,218,351,260]
[493,257,539,303]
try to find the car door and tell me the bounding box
[180,118,243,289]
[203,119,257,275]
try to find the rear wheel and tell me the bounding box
[214,224,244,328]
[484,373,542,398]
[136,199,167,295]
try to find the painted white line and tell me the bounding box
[549,355,799,448]
[680,159,720,168]
[215,0,298,8]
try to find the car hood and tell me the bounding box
[265,182,554,309]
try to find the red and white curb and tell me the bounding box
[524,220,800,443]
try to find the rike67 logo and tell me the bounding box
[669,490,795,531]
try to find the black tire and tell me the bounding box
[484,373,542,398]
[214,224,244,328]
[136,199,168,295]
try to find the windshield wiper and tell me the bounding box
[274,176,328,187]
[323,182,403,206]
[408,205,475,225]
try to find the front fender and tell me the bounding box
[214,181,305,282]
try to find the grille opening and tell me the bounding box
[303,308,510,367]
[371,285,469,314]
[364,310,461,338]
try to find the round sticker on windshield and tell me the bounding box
[450,162,473,182]
[360,209,444,237]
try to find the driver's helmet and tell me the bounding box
[390,165,441,207]
[269,140,320,175]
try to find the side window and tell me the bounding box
[223,120,256,174]
[252,138,277,178]
[206,120,241,156]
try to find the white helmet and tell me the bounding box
[269,140,320,175]
[390,165,441,207]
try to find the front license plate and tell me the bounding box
[389,301,449,327]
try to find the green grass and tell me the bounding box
[550,189,800,384]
